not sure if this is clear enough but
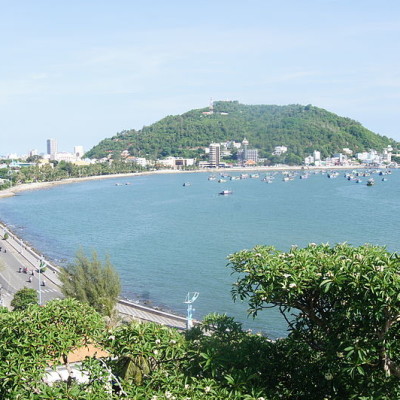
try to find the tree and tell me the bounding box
[11,287,38,311]
[60,250,121,317]
[228,243,400,397]
[0,298,106,399]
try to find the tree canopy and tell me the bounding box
[228,243,400,398]
[60,250,121,317]
[0,298,105,399]
[10,286,38,311]
[85,101,398,162]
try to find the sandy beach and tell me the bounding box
[0,164,369,199]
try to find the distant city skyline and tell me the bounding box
[1,1,400,155]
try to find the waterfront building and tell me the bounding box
[313,150,321,161]
[209,143,221,167]
[237,138,258,165]
[245,148,259,163]
[74,146,84,159]
[54,152,77,163]
[242,137,249,161]
[156,156,195,169]
[304,155,314,165]
[47,139,58,158]
[125,157,148,167]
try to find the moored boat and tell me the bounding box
[367,178,375,186]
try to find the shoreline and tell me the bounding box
[0,163,393,327]
[0,164,373,199]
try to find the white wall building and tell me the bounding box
[74,146,85,159]
[304,155,314,165]
[273,146,288,156]
[54,152,78,162]
[313,150,321,161]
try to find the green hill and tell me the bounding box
[85,101,397,163]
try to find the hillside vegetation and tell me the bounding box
[85,101,397,162]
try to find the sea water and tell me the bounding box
[0,169,399,338]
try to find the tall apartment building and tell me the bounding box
[47,138,58,157]
[209,143,221,167]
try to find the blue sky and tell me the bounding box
[1,0,399,155]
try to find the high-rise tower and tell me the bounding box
[242,137,249,161]
[209,143,221,167]
[47,138,58,157]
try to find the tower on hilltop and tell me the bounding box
[209,97,214,113]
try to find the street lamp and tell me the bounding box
[184,292,199,330]
[38,258,45,305]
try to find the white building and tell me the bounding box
[273,146,288,156]
[54,152,77,163]
[157,156,176,168]
[342,148,353,156]
[133,157,148,167]
[156,156,195,169]
[313,150,321,161]
[74,146,85,159]
[304,155,314,165]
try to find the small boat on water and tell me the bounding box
[367,178,375,186]
[327,172,339,179]
[219,190,233,195]
[208,175,216,181]
[183,182,191,187]
[218,179,227,183]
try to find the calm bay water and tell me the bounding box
[0,169,399,338]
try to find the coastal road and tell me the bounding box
[0,238,62,307]
[0,230,189,329]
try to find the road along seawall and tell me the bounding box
[0,222,189,329]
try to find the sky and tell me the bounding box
[1,0,399,155]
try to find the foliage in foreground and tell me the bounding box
[2,243,400,399]
[60,249,121,317]
[229,242,400,398]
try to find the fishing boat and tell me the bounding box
[219,190,233,195]
[183,182,191,187]
[367,178,375,186]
